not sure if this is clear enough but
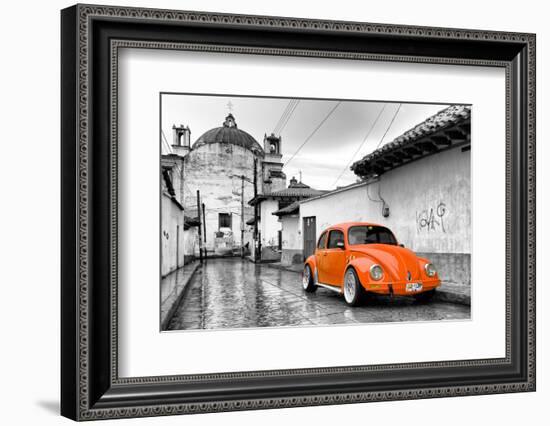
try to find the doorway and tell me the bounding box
[302,216,317,260]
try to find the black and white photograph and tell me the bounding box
[160,94,472,331]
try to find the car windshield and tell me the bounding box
[348,225,397,246]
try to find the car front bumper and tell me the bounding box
[363,279,441,296]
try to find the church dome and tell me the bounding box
[192,113,264,156]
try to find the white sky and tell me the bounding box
[161,94,451,191]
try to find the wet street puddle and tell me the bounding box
[167,258,470,331]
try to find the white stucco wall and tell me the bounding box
[298,146,471,255]
[279,214,302,264]
[161,193,185,277]
[280,215,300,250]
[183,226,198,261]
[260,199,281,248]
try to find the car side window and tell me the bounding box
[327,230,344,249]
[317,232,328,249]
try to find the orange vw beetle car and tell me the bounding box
[302,222,441,306]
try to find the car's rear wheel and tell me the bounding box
[343,268,365,307]
[414,289,436,303]
[302,265,317,293]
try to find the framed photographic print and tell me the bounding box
[61,4,536,421]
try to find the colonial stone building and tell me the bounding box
[173,113,289,257]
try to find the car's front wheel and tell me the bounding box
[302,264,317,293]
[343,268,365,307]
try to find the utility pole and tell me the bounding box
[258,163,263,260]
[241,175,245,259]
[196,190,203,264]
[202,202,207,261]
[253,159,258,262]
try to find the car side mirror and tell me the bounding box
[399,243,405,248]
[336,241,345,249]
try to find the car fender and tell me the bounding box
[304,254,317,276]
[347,255,378,287]
[416,256,440,280]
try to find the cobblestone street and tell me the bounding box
[167,258,470,331]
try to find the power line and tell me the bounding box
[284,101,341,167]
[272,99,295,135]
[274,100,292,135]
[275,99,299,136]
[331,104,387,188]
[375,103,402,150]
[275,100,293,134]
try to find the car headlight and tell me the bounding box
[425,263,437,277]
[370,264,383,281]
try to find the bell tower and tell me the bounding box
[172,124,191,157]
[264,132,281,157]
[262,133,286,193]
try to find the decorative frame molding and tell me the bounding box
[61,4,535,421]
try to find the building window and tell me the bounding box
[219,213,232,229]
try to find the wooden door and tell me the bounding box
[302,216,316,261]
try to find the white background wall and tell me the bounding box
[260,199,281,248]
[161,194,186,276]
[0,1,547,425]
[300,146,471,253]
[281,215,300,250]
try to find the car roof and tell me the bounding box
[322,222,385,232]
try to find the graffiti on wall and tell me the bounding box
[416,202,447,233]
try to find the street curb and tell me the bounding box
[265,263,470,307]
[433,289,471,306]
[264,263,303,274]
[161,262,200,331]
